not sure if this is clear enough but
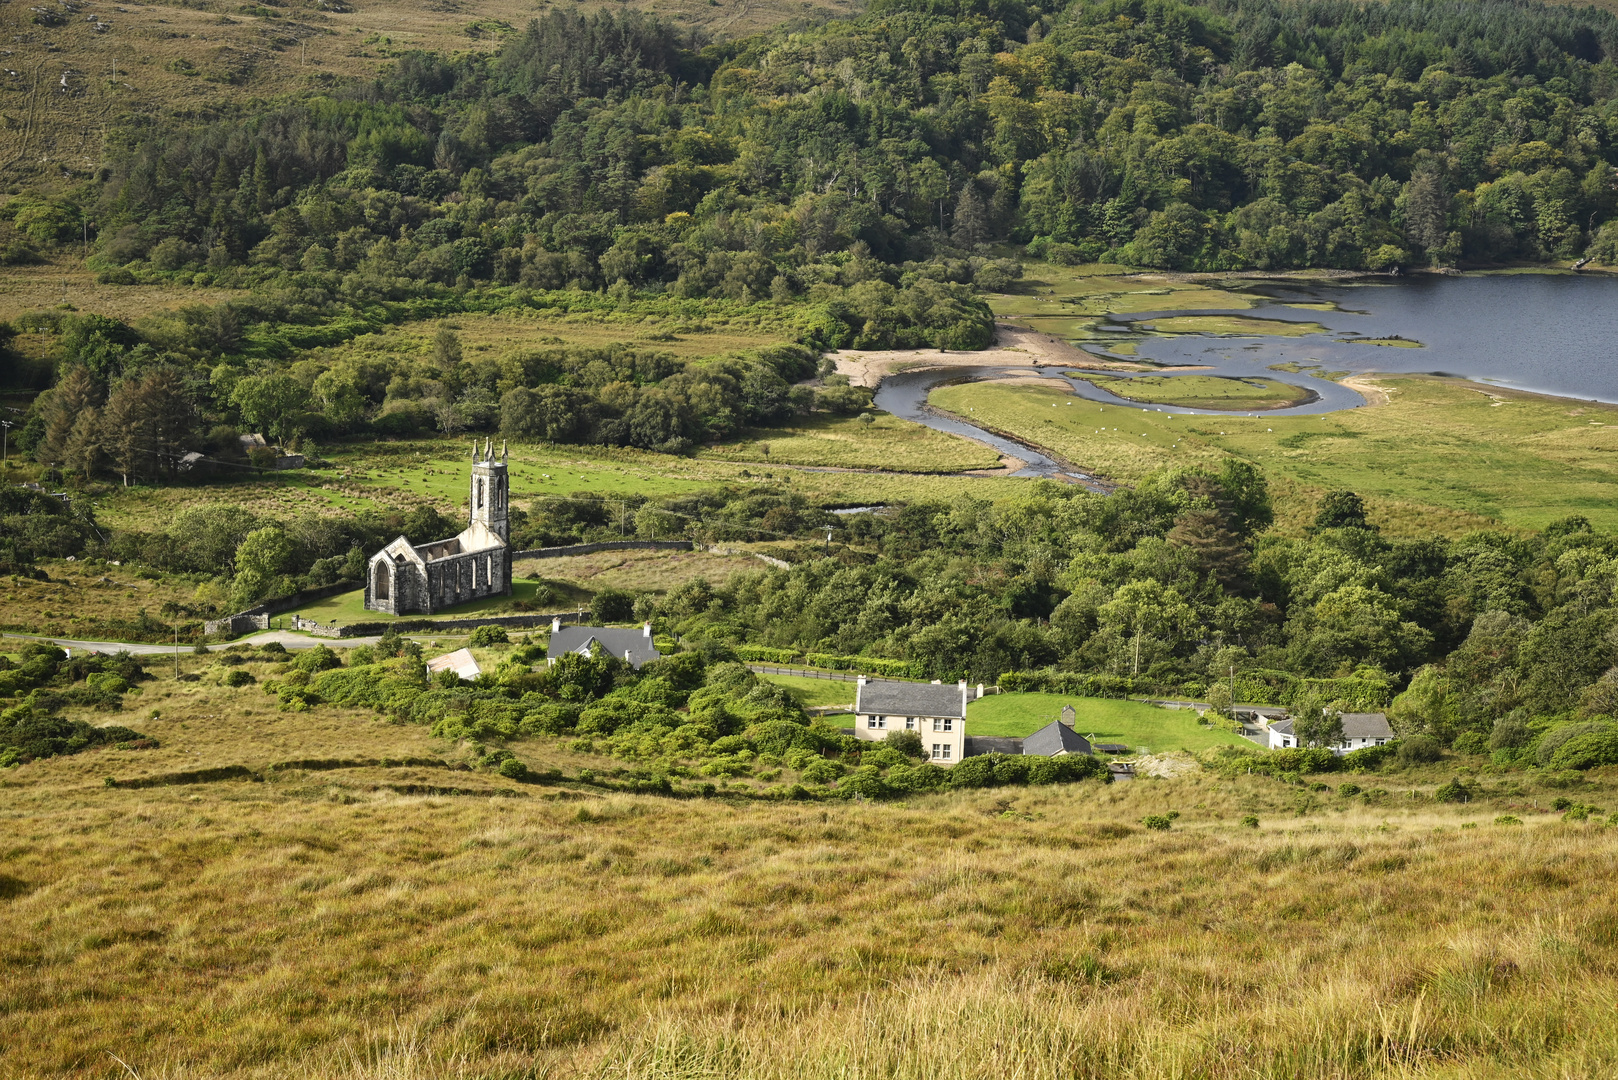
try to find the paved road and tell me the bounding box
[3,630,384,655]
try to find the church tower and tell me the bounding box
[469,438,509,545]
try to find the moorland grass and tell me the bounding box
[1074,373,1315,411]
[513,548,764,598]
[696,414,1002,472]
[929,374,1618,532]
[5,666,1618,1080]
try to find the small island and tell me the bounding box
[1068,373,1318,411]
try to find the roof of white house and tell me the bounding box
[855,679,966,719]
[549,624,662,669]
[1270,718,1294,736]
[426,648,481,681]
[1023,720,1092,757]
[1340,712,1395,739]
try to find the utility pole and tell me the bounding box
[1,420,12,468]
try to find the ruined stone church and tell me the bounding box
[365,439,512,615]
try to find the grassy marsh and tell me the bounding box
[1072,373,1315,411]
[696,414,1002,473]
[928,375,1618,533]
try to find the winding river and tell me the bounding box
[872,272,1618,479]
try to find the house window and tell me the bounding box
[943,718,953,732]
[931,744,943,759]
[905,717,916,730]
[940,745,951,760]
[866,716,878,729]
[866,716,886,730]
[1282,738,1292,748]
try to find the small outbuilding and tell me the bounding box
[426,648,481,682]
[1023,720,1093,757]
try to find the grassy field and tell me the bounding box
[6,652,1618,1078]
[757,673,858,709]
[515,547,764,596]
[283,580,564,625]
[0,561,200,641]
[965,693,1250,750]
[930,374,1618,533]
[696,413,1003,472]
[1143,314,1327,336]
[1073,374,1315,411]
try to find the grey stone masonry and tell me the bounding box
[365,439,514,616]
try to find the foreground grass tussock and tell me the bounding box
[5,752,1618,1079]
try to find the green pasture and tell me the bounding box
[1143,315,1327,337]
[928,374,1618,533]
[965,693,1248,751]
[758,674,859,710]
[283,580,561,626]
[1073,374,1314,411]
[696,413,1001,472]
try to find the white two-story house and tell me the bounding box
[854,677,970,765]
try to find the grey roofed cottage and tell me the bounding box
[1266,712,1394,754]
[1022,720,1093,757]
[547,618,662,670]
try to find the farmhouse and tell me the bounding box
[1266,712,1394,753]
[365,440,512,615]
[855,678,971,765]
[547,618,663,670]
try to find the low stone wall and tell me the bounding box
[511,540,694,560]
[308,609,596,639]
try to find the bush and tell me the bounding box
[1550,728,1618,770]
[884,730,924,759]
[1337,783,1361,797]
[1397,736,1442,764]
[224,669,255,687]
[1239,815,1259,828]
[468,624,510,646]
[1495,815,1523,826]
[594,587,635,622]
[1141,814,1173,830]
[1434,778,1471,803]
[733,645,800,664]
[1451,731,1489,755]
[291,645,342,674]
[496,757,529,780]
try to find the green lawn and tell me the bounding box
[283,580,558,626]
[758,674,859,710]
[696,413,1000,473]
[965,693,1249,752]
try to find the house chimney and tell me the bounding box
[625,649,633,663]
[857,675,867,685]
[551,616,561,633]
[643,621,653,638]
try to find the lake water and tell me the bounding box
[1115,271,1618,404]
[873,272,1618,477]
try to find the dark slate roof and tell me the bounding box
[549,625,662,670]
[1269,718,1295,736]
[855,679,965,719]
[1340,712,1394,739]
[1022,721,1093,757]
[966,736,1024,757]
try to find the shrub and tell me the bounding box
[1142,814,1173,830]
[1494,815,1523,826]
[593,587,635,622]
[468,625,509,646]
[1451,731,1489,755]
[1535,722,1607,766]
[1337,783,1361,797]
[496,757,529,780]
[291,645,342,674]
[884,730,924,759]
[861,744,910,770]
[1434,778,1471,803]
[223,669,255,687]
[1397,735,1442,764]
[1549,728,1618,771]
[733,645,800,664]
[800,758,843,784]
[1239,815,1259,828]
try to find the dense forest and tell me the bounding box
[9,0,1618,465]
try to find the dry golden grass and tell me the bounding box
[5,653,1618,1079]
[0,254,241,325]
[0,560,200,638]
[514,547,762,595]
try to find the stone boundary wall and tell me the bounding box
[291,609,596,639]
[511,540,695,559]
